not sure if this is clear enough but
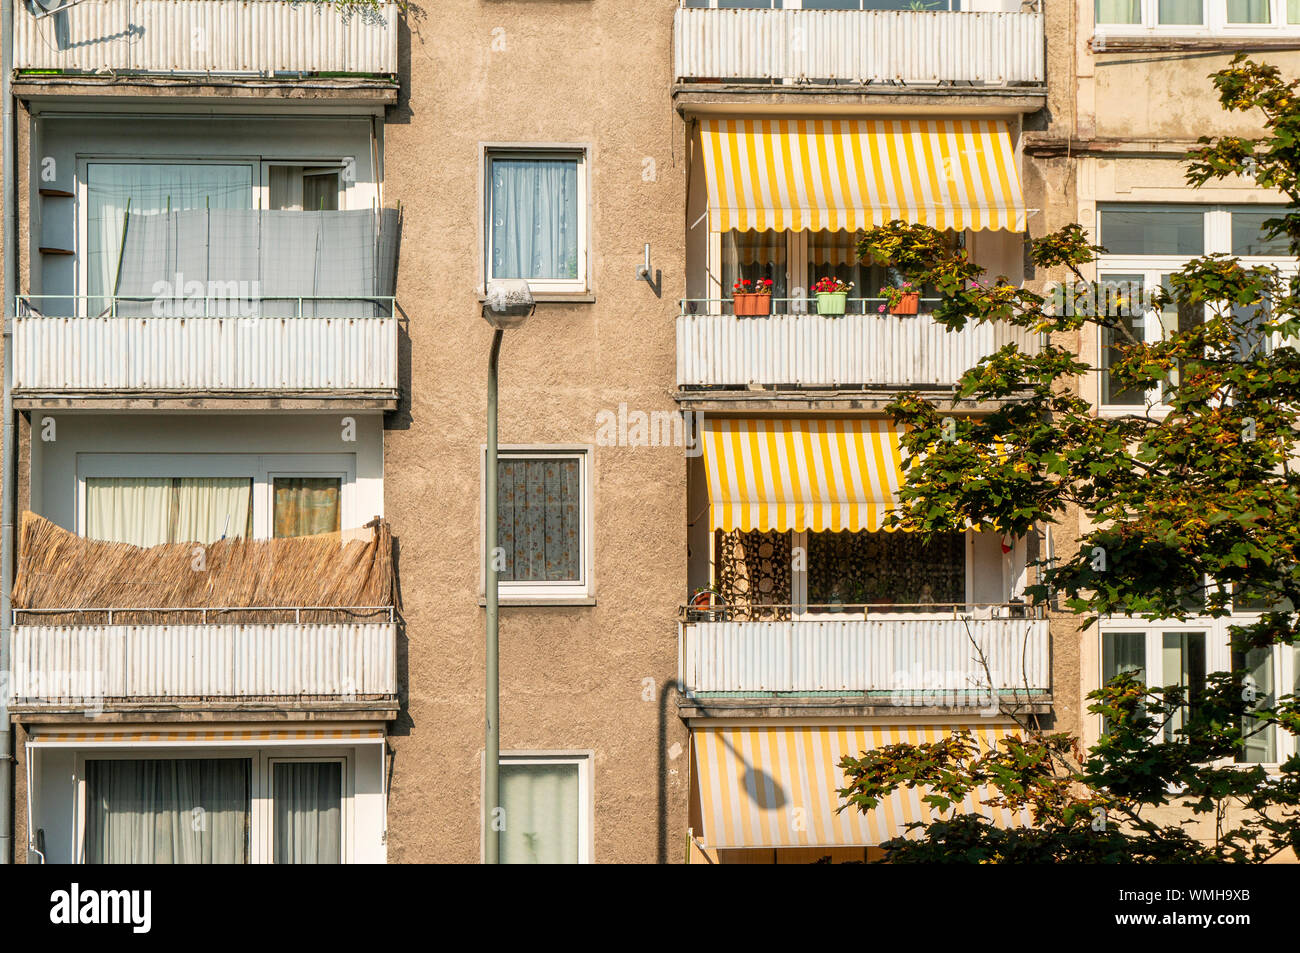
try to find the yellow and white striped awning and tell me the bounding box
[700,118,1025,233]
[701,418,907,533]
[691,724,1030,850]
[26,725,386,748]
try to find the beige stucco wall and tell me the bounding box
[379,1,689,862]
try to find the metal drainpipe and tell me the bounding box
[1,0,18,865]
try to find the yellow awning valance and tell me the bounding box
[700,118,1025,233]
[701,418,906,533]
[691,724,1030,850]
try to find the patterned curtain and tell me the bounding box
[497,458,580,581]
[273,478,342,538]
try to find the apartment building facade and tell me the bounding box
[3,0,1296,865]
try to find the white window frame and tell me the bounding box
[75,452,357,540]
[483,147,589,296]
[263,754,352,865]
[1094,0,1300,37]
[490,750,594,865]
[259,159,353,211]
[686,1,962,9]
[70,747,357,865]
[481,445,594,603]
[1097,616,1298,768]
[1096,204,1297,412]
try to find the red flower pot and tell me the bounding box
[733,292,772,316]
[888,292,919,316]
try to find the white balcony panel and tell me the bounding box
[10,622,397,702]
[677,313,1039,388]
[680,618,1049,695]
[13,0,397,75]
[674,9,1044,86]
[13,315,397,394]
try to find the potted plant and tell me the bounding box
[689,585,725,622]
[880,280,920,316]
[732,278,773,316]
[811,276,852,316]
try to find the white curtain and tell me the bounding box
[85,477,174,547]
[173,478,253,544]
[85,476,251,546]
[1157,0,1203,23]
[1096,0,1141,22]
[84,759,250,864]
[1227,0,1270,20]
[489,157,579,280]
[86,163,253,311]
[500,762,579,864]
[273,762,342,864]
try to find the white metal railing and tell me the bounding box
[9,617,397,703]
[673,8,1045,86]
[14,295,398,395]
[676,309,1041,388]
[678,615,1050,696]
[13,0,398,76]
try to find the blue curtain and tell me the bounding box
[490,158,578,280]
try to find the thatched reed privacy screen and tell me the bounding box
[13,512,395,625]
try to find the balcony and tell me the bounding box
[14,295,398,404]
[677,304,1040,392]
[12,0,398,80]
[673,7,1045,89]
[679,609,1049,708]
[9,611,397,715]
[8,512,398,716]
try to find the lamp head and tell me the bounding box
[482,279,535,330]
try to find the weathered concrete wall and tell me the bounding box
[381,1,689,862]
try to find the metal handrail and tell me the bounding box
[679,295,944,316]
[16,294,398,320]
[14,605,396,625]
[679,600,1043,620]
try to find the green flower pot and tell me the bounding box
[815,291,847,316]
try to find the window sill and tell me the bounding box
[476,292,595,305]
[1092,32,1300,52]
[478,595,597,607]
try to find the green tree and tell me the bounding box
[838,57,1300,863]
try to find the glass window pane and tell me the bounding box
[722,231,787,314]
[497,457,582,582]
[807,530,965,611]
[1231,208,1290,256]
[1226,0,1270,21]
[273,477,342,538]
[1158,0,1203,22]
[1097,0,1142,22]
[500,761,580,864]
[85,759,250,864]
[273,762,342,864]
[1100,273,1147,406]
[1232,646,1277,763]
[1162,632,1206,742]
[808,231,872,315]
[489,156,579,281]
[1290,0,1300,22]
[1099,207,1205,256]
[1159,272,1205,400]
[1102,632,1147,734]
[86,163,253,310]
[85,476,252,546]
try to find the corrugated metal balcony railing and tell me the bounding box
[679,614,1049,699]
[674,7,1044,87]
[9,611,397,710]
[13,296,398,397]
[677,308,1041,389]
[13,0,398,77]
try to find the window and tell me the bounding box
[84,758,251,864]
[266,164,343,211]
[1096,0,1300,31]
[1162,631,1208,741]
[1101,631,1147,734]
[486,150,586,294]
[78,453,357,543]
[1232,645,1277,763]
[271,760,343,864]
[1096,205,1296,408]
[272,477,342,538]
[488,449,592,601]
[497,754,591,864]
[84,477,253,547]
[795,529,966,613]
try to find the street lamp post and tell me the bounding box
[481,279,534,864]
